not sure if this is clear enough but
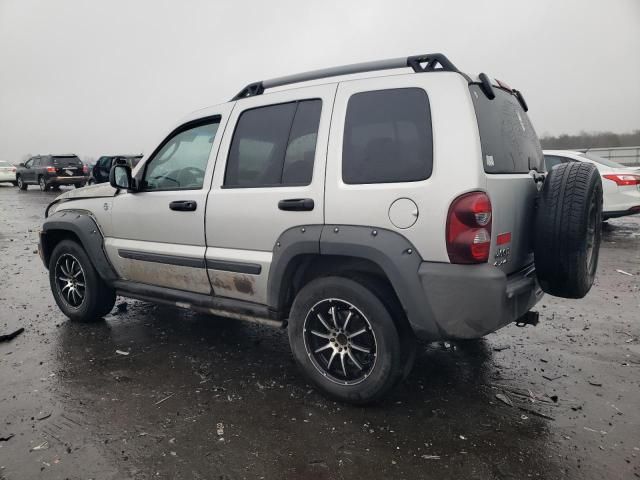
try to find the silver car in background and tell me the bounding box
[0,160,17,186]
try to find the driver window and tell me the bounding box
[143,119,220,191]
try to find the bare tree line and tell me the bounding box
[540,130,640,149]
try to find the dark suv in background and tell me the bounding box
[89,155,142,184]
[16,154,88,191]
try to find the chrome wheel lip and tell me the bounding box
[54,253,86,309]
[303,298,378,386]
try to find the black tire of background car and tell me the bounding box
[17,175,27,190]
[48,240,116,322]
[38,176,49,192]
[534,162,603,299]
[288,276,405,405]
[11,181,18,187]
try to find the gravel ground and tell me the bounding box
[0,184,639,480]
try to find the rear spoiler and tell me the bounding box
[473,73,529,112]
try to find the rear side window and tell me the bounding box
[224,99,322,188]
[342,88,433,184]
[470,85,543,174]
[544,155,572,170]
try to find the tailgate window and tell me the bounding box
[469,85,543,174]
[53,156,82,167]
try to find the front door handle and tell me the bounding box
[169,200,197,211]
[278,198,314,211]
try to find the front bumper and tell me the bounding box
[47,176,87,185]
[417,262,543,339]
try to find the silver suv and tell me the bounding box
[39,53,603,403]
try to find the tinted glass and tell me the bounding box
[342,88,433,184]
[53,156,82,167]
[224,100,322,187]
[544,155,568,170]
[0,161,10,167]
[282,100,321,185]
[143,120,219,191]
[470,85,543,174]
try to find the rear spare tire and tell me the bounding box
[534,162,602,298]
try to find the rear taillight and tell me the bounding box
[11,167,16,172]
[446,192,492,264]
[603,174,640,186]
[46,166,56,173]
[82,165,89,174]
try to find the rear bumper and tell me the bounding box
[47,176,87,185]
[415,262,543,340]
[0,172,16,182]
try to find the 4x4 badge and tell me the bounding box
[103,202,109,211]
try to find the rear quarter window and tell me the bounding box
[470,85,543,174]
[342,88,433,184]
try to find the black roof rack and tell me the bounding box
[232,53,460,101]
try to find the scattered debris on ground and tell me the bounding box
[0,327,24,342]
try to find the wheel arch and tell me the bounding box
[41,211,118,283]
[268,225,438,338]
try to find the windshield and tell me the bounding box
[579,152,626,169]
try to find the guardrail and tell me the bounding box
[576,146,640,166]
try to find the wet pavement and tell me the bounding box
[0,184,639,480]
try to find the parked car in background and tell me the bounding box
[89,155,143,184]
[0,160,18,186]
[544,150,640,219]
[16,154,88,191]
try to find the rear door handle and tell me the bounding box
[169,200,197,211]
[278,198,314,211]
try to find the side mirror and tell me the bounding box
[109,164,134,191]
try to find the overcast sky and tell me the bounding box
[0,0,638,162]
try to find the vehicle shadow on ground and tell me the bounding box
[50,301,562,479]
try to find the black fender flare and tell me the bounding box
[267,225,440,339]
[40,210,119,283]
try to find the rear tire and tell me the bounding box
[11,181,18,187]
[39,175,49,192]
[17,175,27,190]
[534,162,603,298]
[49,240,116,322]
[288,276,404,405]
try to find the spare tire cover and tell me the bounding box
[534,162,603,299]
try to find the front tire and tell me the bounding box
[17,175,27,190]
[49,240,116,322]
[288,276,404,405]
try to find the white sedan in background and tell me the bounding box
[544,150,640,220]
[0,160,18,186]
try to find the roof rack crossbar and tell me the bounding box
[232,53,458,100]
